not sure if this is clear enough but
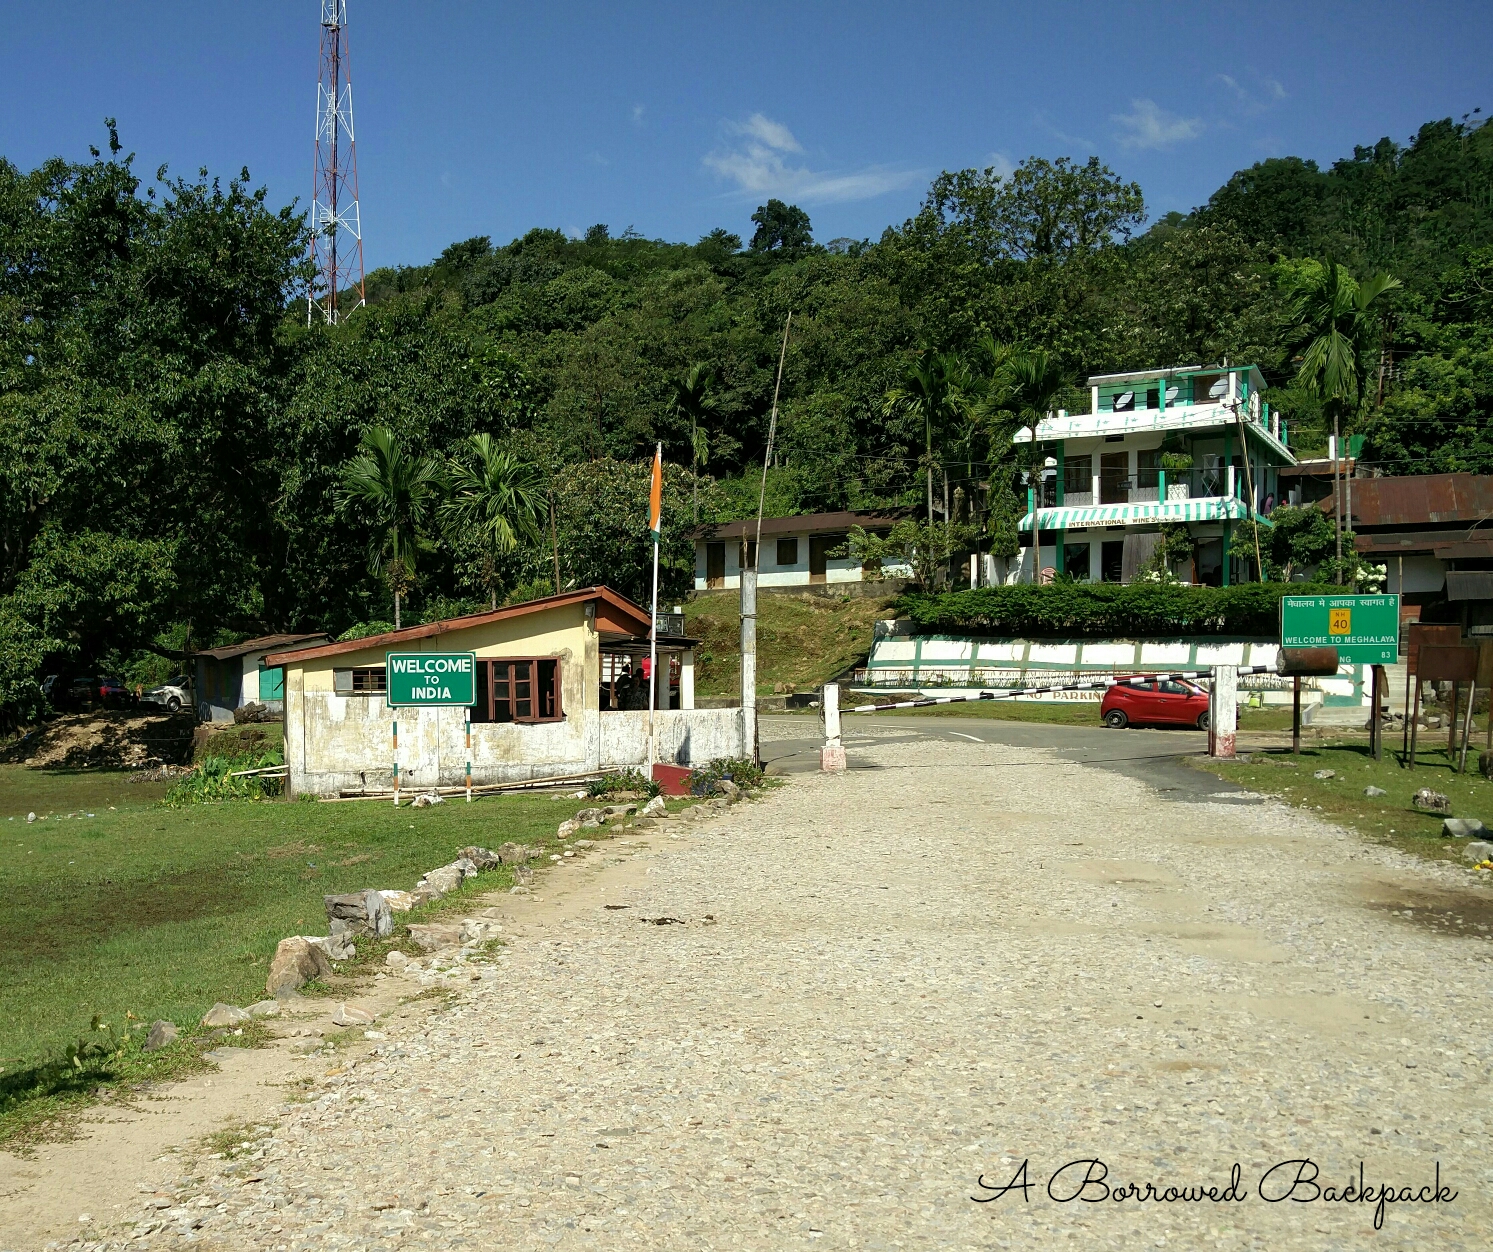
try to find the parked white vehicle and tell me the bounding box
[141,675,192,714]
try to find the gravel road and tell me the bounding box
[48,726,1493,1250]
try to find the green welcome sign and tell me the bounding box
[1279,594,1400,664]
[386,652,477,707]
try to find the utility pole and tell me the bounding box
[309,0,366,325]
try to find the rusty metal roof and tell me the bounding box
[693,510,906,541]
[264,586,652,666]
[1342,474,1493,528]
[195,633,329,662]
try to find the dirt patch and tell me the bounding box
[1,712,193,770]
[1358,880,1493,942]
[265,841,323,860]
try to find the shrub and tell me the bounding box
[586,768,661,799]
[163,753,284,805]
[897,582,1340,639]
[690,757,765,795]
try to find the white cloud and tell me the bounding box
[631,103,645,125]
[734,112,802,153]
[1032,111,1096,152]
[1217,73,1287,117]
[703,112,920,204]
[1112,99,1204,150]
[986,151,1016,179]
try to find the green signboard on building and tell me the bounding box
[386,652,477,707]
[1279,594,1400,664]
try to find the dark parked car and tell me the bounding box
[41,672,137,709]
[1101,678,1209,730]
[95,676,135,707]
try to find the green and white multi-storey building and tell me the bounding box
[1011,363,1295,586]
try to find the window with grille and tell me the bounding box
[473,658,563,724]
[333,666,387,695]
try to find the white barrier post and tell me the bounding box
[821,683,846,772]
[1209,665,1237,759]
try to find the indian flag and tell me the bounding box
[649,443,663,535]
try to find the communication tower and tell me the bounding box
[309,0,365,324]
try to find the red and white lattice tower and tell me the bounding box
[308,0,365,324]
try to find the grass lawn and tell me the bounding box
[0,764,582,1130]
[1194,740,1493,866]
[686,589,895,698]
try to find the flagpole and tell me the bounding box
[647,443,662,777]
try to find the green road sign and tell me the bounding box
[386,652,477,707]
[1279,594,1400,664]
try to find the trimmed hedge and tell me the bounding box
[897,582,1340,639]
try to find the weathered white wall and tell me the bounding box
[598,708,745,768]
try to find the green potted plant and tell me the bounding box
[1159,449,1193,500]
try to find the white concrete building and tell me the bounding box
[193,633,330,723]
[266,587,743,797]
[693,511,911,591]
[1012,364,1296,586]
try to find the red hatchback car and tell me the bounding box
[1101,678,1210,730]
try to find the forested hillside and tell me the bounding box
[1,115,1490,720]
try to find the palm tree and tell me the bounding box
[338,426,442,629]
[984,348,1069,582]
[440,434,545,608]
[671,364,719,524]
[1286,261,1401,581]
[882,350,964,524]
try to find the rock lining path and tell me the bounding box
[13,726,1493,1249]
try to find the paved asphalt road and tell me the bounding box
[759,711,1266,805]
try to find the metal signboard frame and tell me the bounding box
[385,652,477,708]
[1279,593,1400,665]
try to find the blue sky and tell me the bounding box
[1,1,1488,270]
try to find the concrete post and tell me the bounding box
[741,567,757,763]
[1209,664,1237,759]
[680,649,695,711]
[821,682,846,772]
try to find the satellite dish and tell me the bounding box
[1208,378,1227,398]
[1164,385,1179,403]
[1114,391,1135,410]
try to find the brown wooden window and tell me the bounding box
[776,537,799,566]
[334,666,387,695]
[475,658,563,723]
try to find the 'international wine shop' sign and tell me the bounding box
[1279,594,1400,665]
[386,652,477,707]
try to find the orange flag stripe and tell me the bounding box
[649,444,663,534]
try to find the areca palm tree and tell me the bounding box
[338,426,442,629]
[440,434,545,608]
[982,348,1069,582]
[1286,261,1401,580]
[882,349,965,524]
[671,364,719,523]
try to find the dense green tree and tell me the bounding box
[749,200,814,255]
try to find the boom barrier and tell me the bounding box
[847,665,1276,714]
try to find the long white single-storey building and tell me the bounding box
[266,587,743,797]
[693,511,911,591]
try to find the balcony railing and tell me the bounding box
[1047,466,1250,509]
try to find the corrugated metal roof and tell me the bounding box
[1346,474,1493,527]
[264,586,652,666]
[195,633,329,662]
